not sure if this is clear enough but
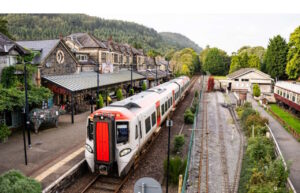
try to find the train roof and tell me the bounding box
[275,81,300,94]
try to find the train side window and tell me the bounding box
[87,119,93,140]
[161,104,165,115]
[287,93,290,99]
[145,117,151,133]
[139,121,142,138]
[151,112,156,126]
[292,95,295,102]
[165,101,167,112]
[135,125,138,139]
[116,121,129,144]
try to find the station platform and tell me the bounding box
[0,111,90,190]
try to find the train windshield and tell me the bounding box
[116,121,129,144]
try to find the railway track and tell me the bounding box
[215,94,230,193]
[197,76,209,193]
[79,76,199,193]
[228,103,244,193]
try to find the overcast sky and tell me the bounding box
[2,0,300,54]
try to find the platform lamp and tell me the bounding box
[23,59,31,149]
[166,116,173,193]
[96,62,100,109]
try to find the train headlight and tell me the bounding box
[119,148,131,157]
[85,144,93,153]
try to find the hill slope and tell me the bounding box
[0,14,202,54]
[160,32,202,53]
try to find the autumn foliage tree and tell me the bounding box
[207,76,214,92]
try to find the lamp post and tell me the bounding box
[166,117,172,193]
[131,58,133,91]
[96,62,100,109]
[24,61,31,148]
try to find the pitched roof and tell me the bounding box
[17,39,60,64]
[42,69,146,92]
[137,69,169,80]
[66,33,107,49]
[227,68,273,80]
[0,32,28,55]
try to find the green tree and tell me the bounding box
[286,26,300,79]
[264,35,288,79]
[202,48,230,75]
[116,88,123,101]
[229,55,242,73]
[170,48,199,76]
[248,54,261,69]
[98,94,104,108]
[252,84,261,97]
[142,82,147,91]
[0,18,13,39]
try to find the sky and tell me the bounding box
[1,0,300,54]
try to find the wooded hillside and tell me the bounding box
[0,14,202,54]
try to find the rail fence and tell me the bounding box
[265,123,297,193]
[181,77,203,193]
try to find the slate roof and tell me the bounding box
[0,32,28,55]
[66,33,107,49]
[42,69,146,92]
[227,68,273,80]
[17,39,60,64]
[137,69,169,80]
[275,81,300,94]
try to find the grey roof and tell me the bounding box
[227,68,273,80]
[42,69,146,92]
[17,39,60,64]
[137,69,169,80]
[0,32,28,55]
[66,33,107,49]
[275,81,300,94]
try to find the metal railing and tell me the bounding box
[265,123,297,193]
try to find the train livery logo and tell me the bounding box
[56,50,65,64]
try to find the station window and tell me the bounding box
[151,112,156,126]
[135,125,138,139]
[145,117,151,133]
[116,122,129,144]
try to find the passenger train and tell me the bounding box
[85,76,191,176]
[274,81,300,112]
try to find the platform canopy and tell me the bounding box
[42,69,145,92]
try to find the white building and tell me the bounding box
[224,68,274,94]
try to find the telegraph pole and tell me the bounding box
[24,61,31,148]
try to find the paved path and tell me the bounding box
[248,97,300,192]
[0,111,89,187]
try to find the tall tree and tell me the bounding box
[170,48,199,76]
[286,26,300,79]
[248,54,261,69]
[264,35,288,79]
[229,55,242,73]
[0,18,13,39]
[203,48,230,75]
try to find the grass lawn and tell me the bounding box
[269,104,300,134]
[213,76,227,80]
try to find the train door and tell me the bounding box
[156,101,161,126]
[172,90,175,108]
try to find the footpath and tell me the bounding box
[248,97,300,192]
[0,111,90,189]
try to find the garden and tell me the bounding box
[237,102,290,193]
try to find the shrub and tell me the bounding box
[129,88,134,96]
[116,88,123,101]
[246,137,275,165]
[207,76,214,92]
[163,156,187,184]
[0,124,11,141]
[0,170,41,193]
[142,82,147,91]
[252,84,261,97]
[184,108,194,124]
[190,98,198,114]
[194,91,199,98]
[244,114,269,136]
[98,94,104,108]
[241,108,257,124]
[243,102,252,108]
[173,135,185,153]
